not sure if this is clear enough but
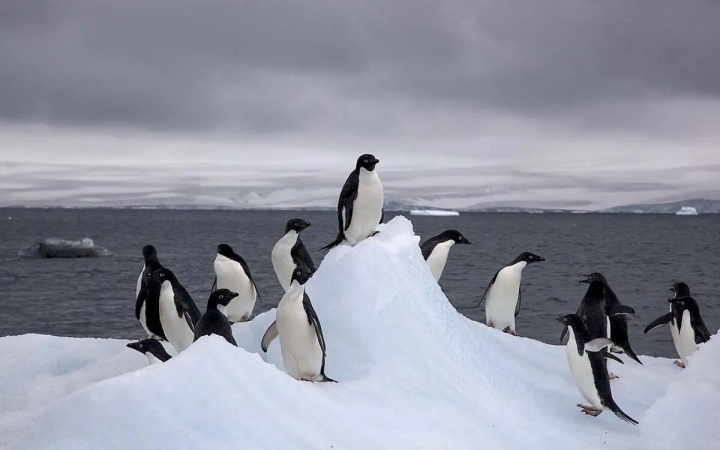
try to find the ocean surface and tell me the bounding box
[0,208,717,358]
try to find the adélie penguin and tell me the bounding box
[469,252,545,335]
[644,282,690,363]
[272,218,315,292]
[597,274,642,365]
[664,295,711,368]
[212,244,261,323]
[147,267,202,353]
[127,339,172,365]
[135,245,165,339]
[419,230,471,282]
[194,289,238,346]
[275,265,336,382]
[556,314,638,425]
[320,154,384,250]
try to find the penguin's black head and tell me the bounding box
[127,338,163,355]
[514,252,544,265]
[285,218,312,234]
[217,244,235,258]
[209,289,239,307]
[439,229,471,245]
[148,267,173,284]
[356,154,380,171]
[291,265,313,285]
[142,245,157,260]
[579,272,607,285]
[670,282,690,297]
[555,313,584,330]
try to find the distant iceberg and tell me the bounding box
[410,209,460,216]
[18,238,110,258]
[675,206,699,216]
[1,217,717,449]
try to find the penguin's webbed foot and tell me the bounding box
[673,360,686,369]
[370,231,381,237]
[577,404,603,417]
[502,327,518,336]
[609,372,620,380]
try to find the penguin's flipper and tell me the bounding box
[380,208,385,224]
[585,338,614,352]
[261,321,279,353]
[692,316,712,344]
[606,305,636,316]
[460,270,499,309]
[515,286,522,317]
[182,311,195,332]
[211,276,217,293]
[559,326,568,344]
[340,175,359,232]
[644,312,673,334]
[302,294,327,356]
[135,279,147,320]
[602,350,625,364]
[291,240,316,273]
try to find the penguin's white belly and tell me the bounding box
[669,305,682,358]
[158,284,194,353]
[271,233,297,292]
[426,241,453,282]
[344,170,383,246]
[677,311,698,365]
[566,329,603,409]
[276,290,323,380]
[485,267,522,332]
[214,257,256,322]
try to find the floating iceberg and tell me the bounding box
[18,237,110,258]
[675,206,699,216]
[1,217,717,449]
[410,209,460,216]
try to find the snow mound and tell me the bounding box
[3,217,717,449]
[18,237,110,258]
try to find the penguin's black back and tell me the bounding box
[577,281,608,339]
[194,310,237,346]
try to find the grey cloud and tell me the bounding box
[1,0,719,137]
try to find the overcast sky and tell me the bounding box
[1,1,719,208]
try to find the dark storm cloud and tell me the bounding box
[0,0,719,134]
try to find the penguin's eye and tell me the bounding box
[294,222,299,227]
[219,295,224,299]
[680,301,685,305]
[160,273,165,278]
[364,159,368,163]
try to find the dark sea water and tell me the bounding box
[0,208,717,358]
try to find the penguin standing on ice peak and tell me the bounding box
[556,314,638,425]
[420,230,471,282]
[194,289,238,346]
[599,275,642,365]
[147,267,201,353]
[320,154,384,250]
[644,282,690,364]
[275,265,335,382]
[212,244,261,323]
[272,218,315,291]
[664,295,711,368]
[127,339,172,365]
[471,252,545,335]
[135,245,165,339]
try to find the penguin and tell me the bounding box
[559,273,636,376]
[644,282,690,362]
[473,252,545,335]
[556,314,638,425]
[147,267,202,353]
[419,230,471,282]
[194,289,238,346]
[212,244,261,323]
[664,295,711,368]
[598,275,642,365]
[126,339,172,365]
[321,154,384,250]
[276,265,335,382]
[272,218,315,292]
[135,245,165,339]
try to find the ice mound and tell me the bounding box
[18,237,110,258]
[2,217,717,449]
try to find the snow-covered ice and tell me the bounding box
[1,217,717,449]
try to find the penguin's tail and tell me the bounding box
[621,342,643,365]
[605,398,639,425]
[319,233,344,251]
[319,373,338,383]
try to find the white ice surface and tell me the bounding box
[1,217,717,449]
